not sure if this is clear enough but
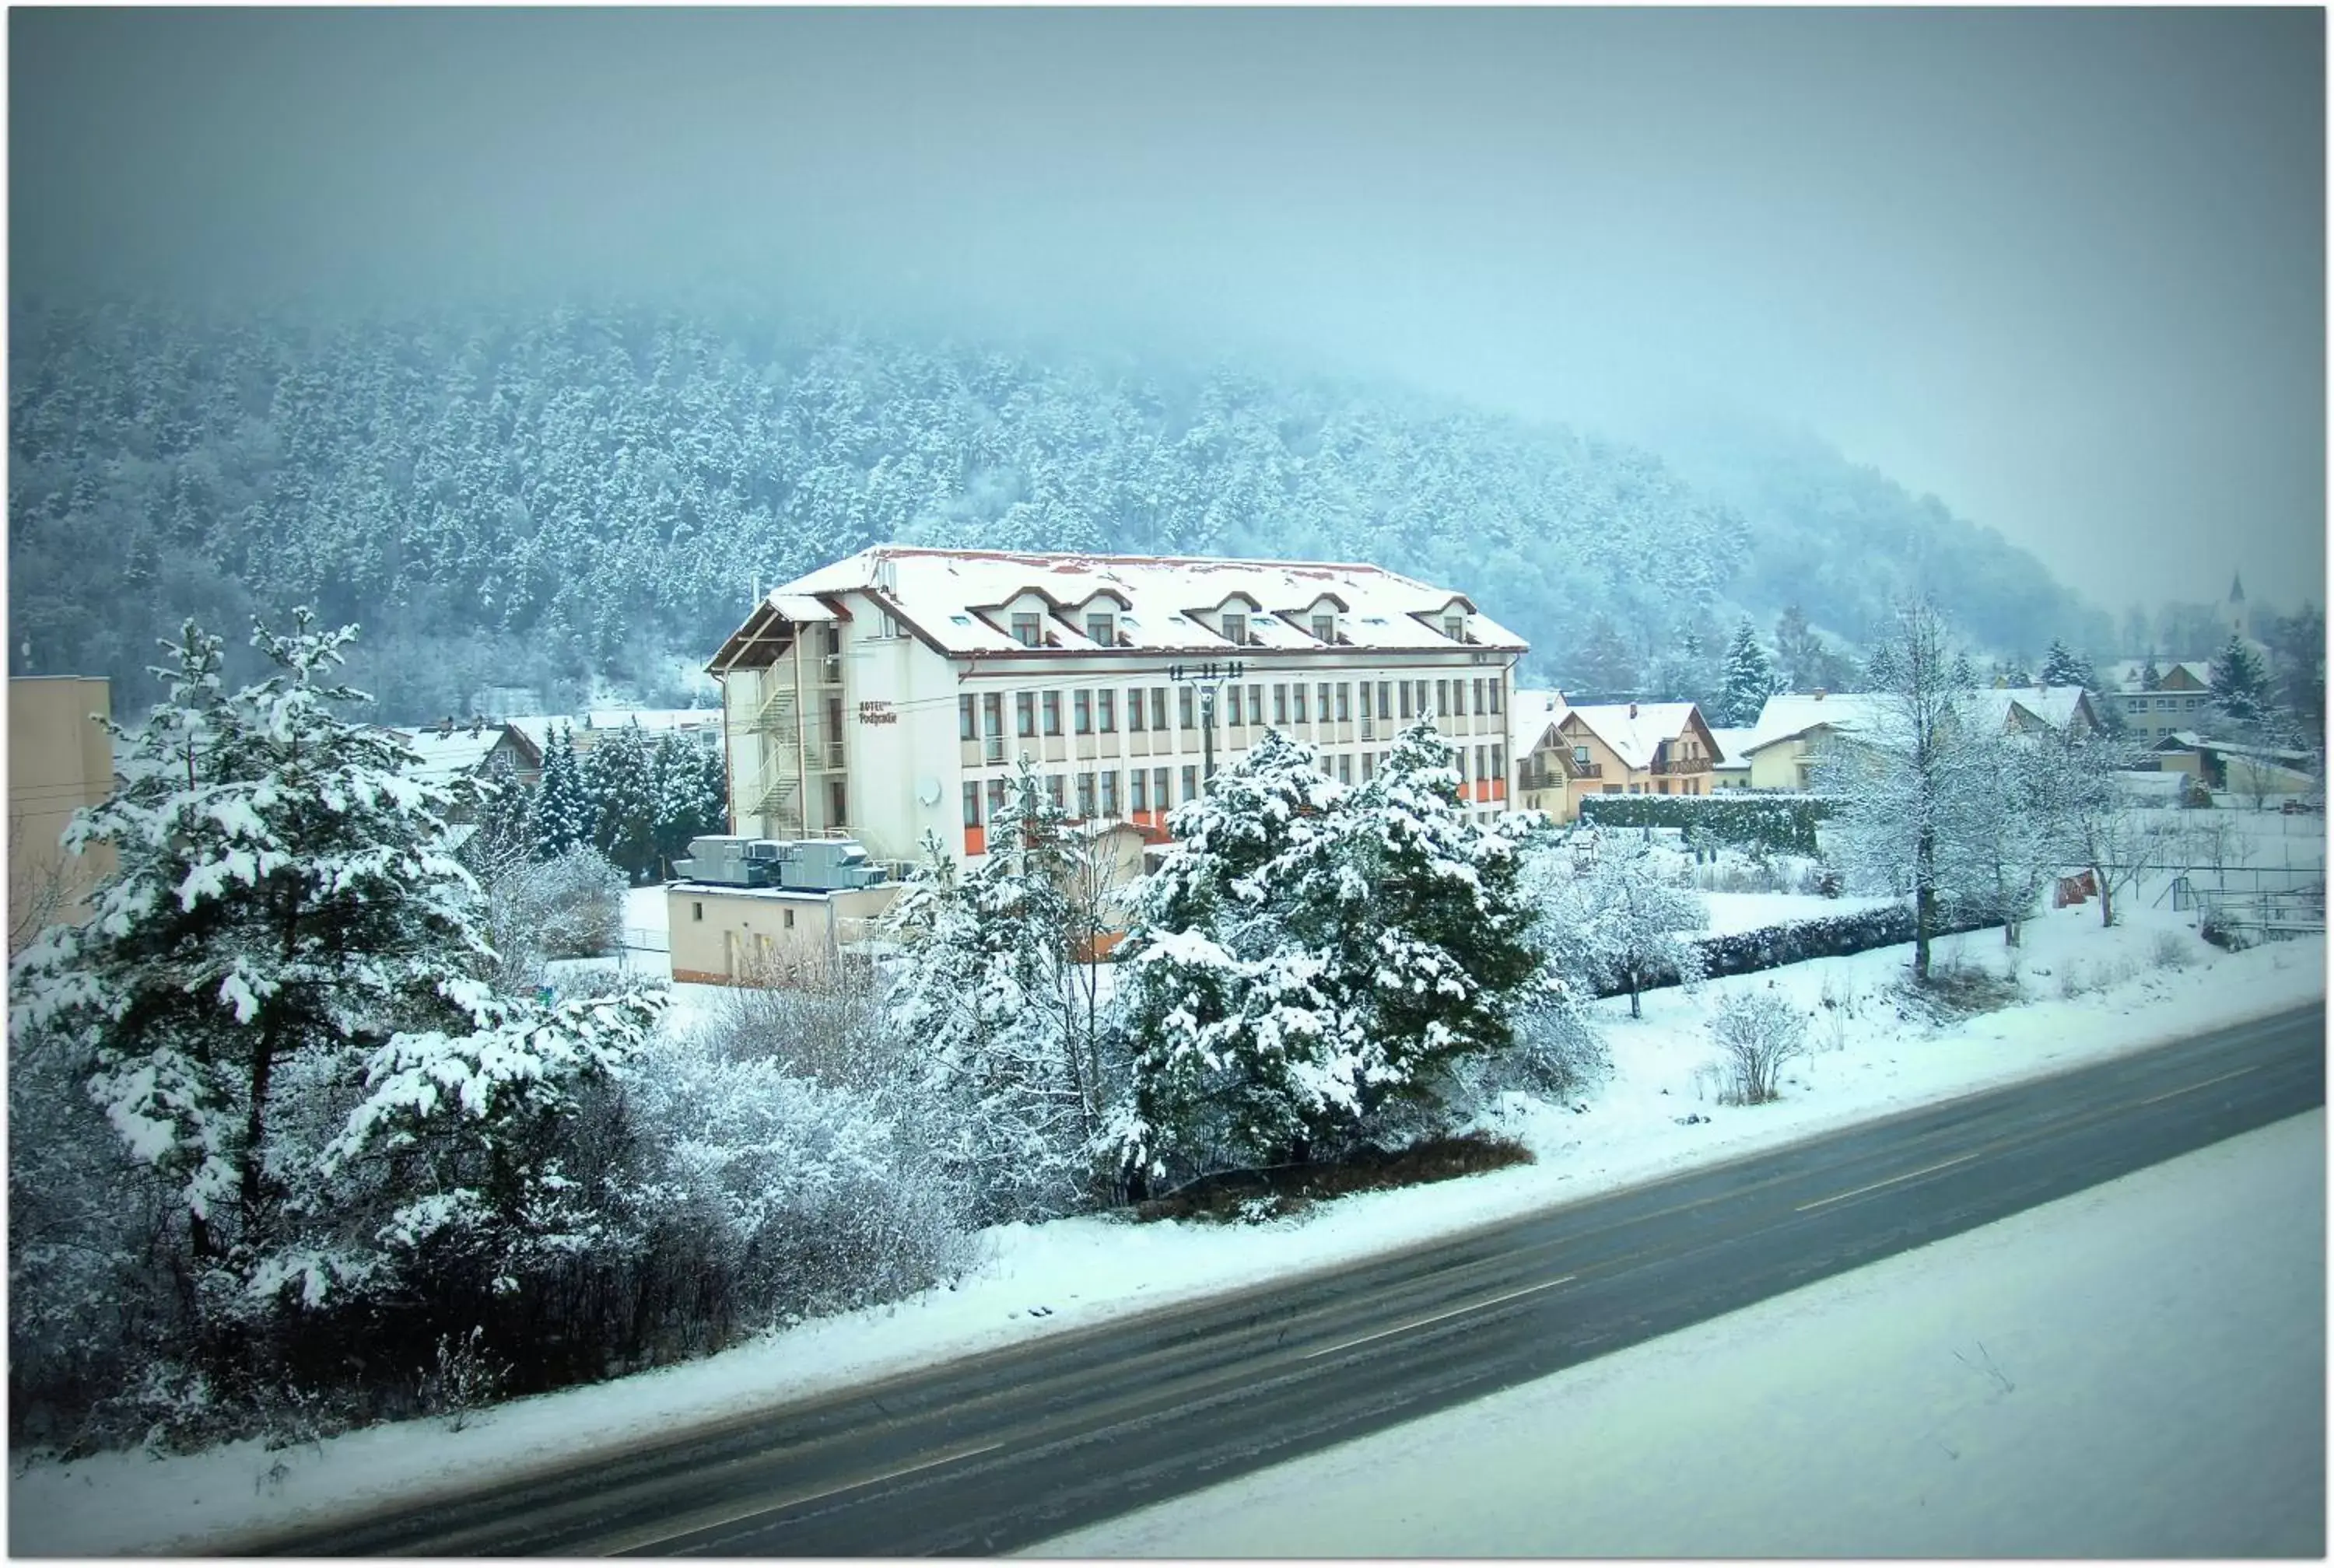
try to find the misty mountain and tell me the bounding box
[9,300,2104,720]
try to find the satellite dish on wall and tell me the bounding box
[916,775,943,807]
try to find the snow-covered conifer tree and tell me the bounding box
[651,733,727,868]
[581,720,658,881]
[532,724,592,859]
[1717,618,1778,726]
[2209,632,2272,731]
[8,615,662,1349]
[2038,638,2089,689]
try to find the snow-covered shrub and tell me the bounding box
[527,845,627,959]
[1708,989,1810,1105]
[2150,929,2198,971]
[629,1033,974,1329]
[1533,827,1708,1019]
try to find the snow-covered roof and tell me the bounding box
[1563,702,1705,772]
[1967,685,2091,733]
[506,710,722,757]
[1705,727,1758,765]
[1738,693,1887,756]
[1509,688,1571,758]
[387,726,506,784]
[752,548,1527,660]
[2106,659,2212,692]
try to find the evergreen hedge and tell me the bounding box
[1587,898,1996,999]
[1575,792,1839,856]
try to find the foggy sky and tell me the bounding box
[11,7,2325,616]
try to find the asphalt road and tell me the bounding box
[244,1001,2324,1557]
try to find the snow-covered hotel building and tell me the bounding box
[703,548,1527,869]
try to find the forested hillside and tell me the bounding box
[9,300,2102,720]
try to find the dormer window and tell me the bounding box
[1011,613,1042,648]
[1222,611,1249,646]
[1312,614,1335,643]
[1087,612,1116,646]
[1443,614,1466,642]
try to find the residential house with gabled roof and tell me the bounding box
[1539,700,1721,821]
[1509,688,1574,817]
[2102,659,2213,743]
[1736,685,2098,792]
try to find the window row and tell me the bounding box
[959,740,1509,831]
[958,675,1506,742]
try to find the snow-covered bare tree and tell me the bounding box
[1815,597,1993,981]
[1943,724,2060,947]
[2027,726,2158,928]
[1544,826,1708,1017]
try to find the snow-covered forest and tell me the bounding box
[9,300,2113,717]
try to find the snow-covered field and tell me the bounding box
[1034,1107,2326,1558]
[1697,891,1891,935]
[12,884,2323,1555]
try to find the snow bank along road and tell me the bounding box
[242,1003,2322,1556]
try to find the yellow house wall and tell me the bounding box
[9,677,115,935]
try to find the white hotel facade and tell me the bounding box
[705,548,1528,870]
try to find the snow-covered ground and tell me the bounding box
[1698,890,1891,935]
[12,887,2323,1555]
[1034,1107,2325,1557]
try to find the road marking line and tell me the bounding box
[596,1440,1004,1555]
[1796,1151,1984,1213]
[2140,1063,2266,1105]
[1302,1275,1577,1361]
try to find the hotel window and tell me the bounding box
[1043,691,1063,735]
[987,777,1008,819]
[959,695,976,741]
[1400,683,1413,720]
[1046,775,1067,810]
[879,611,903,640]
[1154,768,1170,810]
[1312,613,1336,642]
[1444,614,1466,642]
[1362,751,1376,781]
[1099,691,1117,732]
[1228,684,1245,726]
[1182,765,1200,801]
[1456,749,1470,784]
[1130,770,1148,812]
[1077,773,1097,818]
[1476,744,1488,782]
[1101,771,1120,817]
[1127,686,1148,730]
[1249,684,1263,723]
[1436,680,1451,717]
[1274,684,1290,725]
[962,782,981,828]
[1087,612,1116,646]
[1488,681,1502,715]
[981,692,1003,739]
[1293,684,1308,723]
[1337,754,1352,785]
[1472,678,1486,716]
[1011,613,1042,648]
[1151,688,1169,730]
[1074,691,1092,733]
[1016,691,1036,737]
[1337,682,1351,723]
[1179,686,1196,729]
[1316,683,1331,724]
[1223,611,1249,646]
